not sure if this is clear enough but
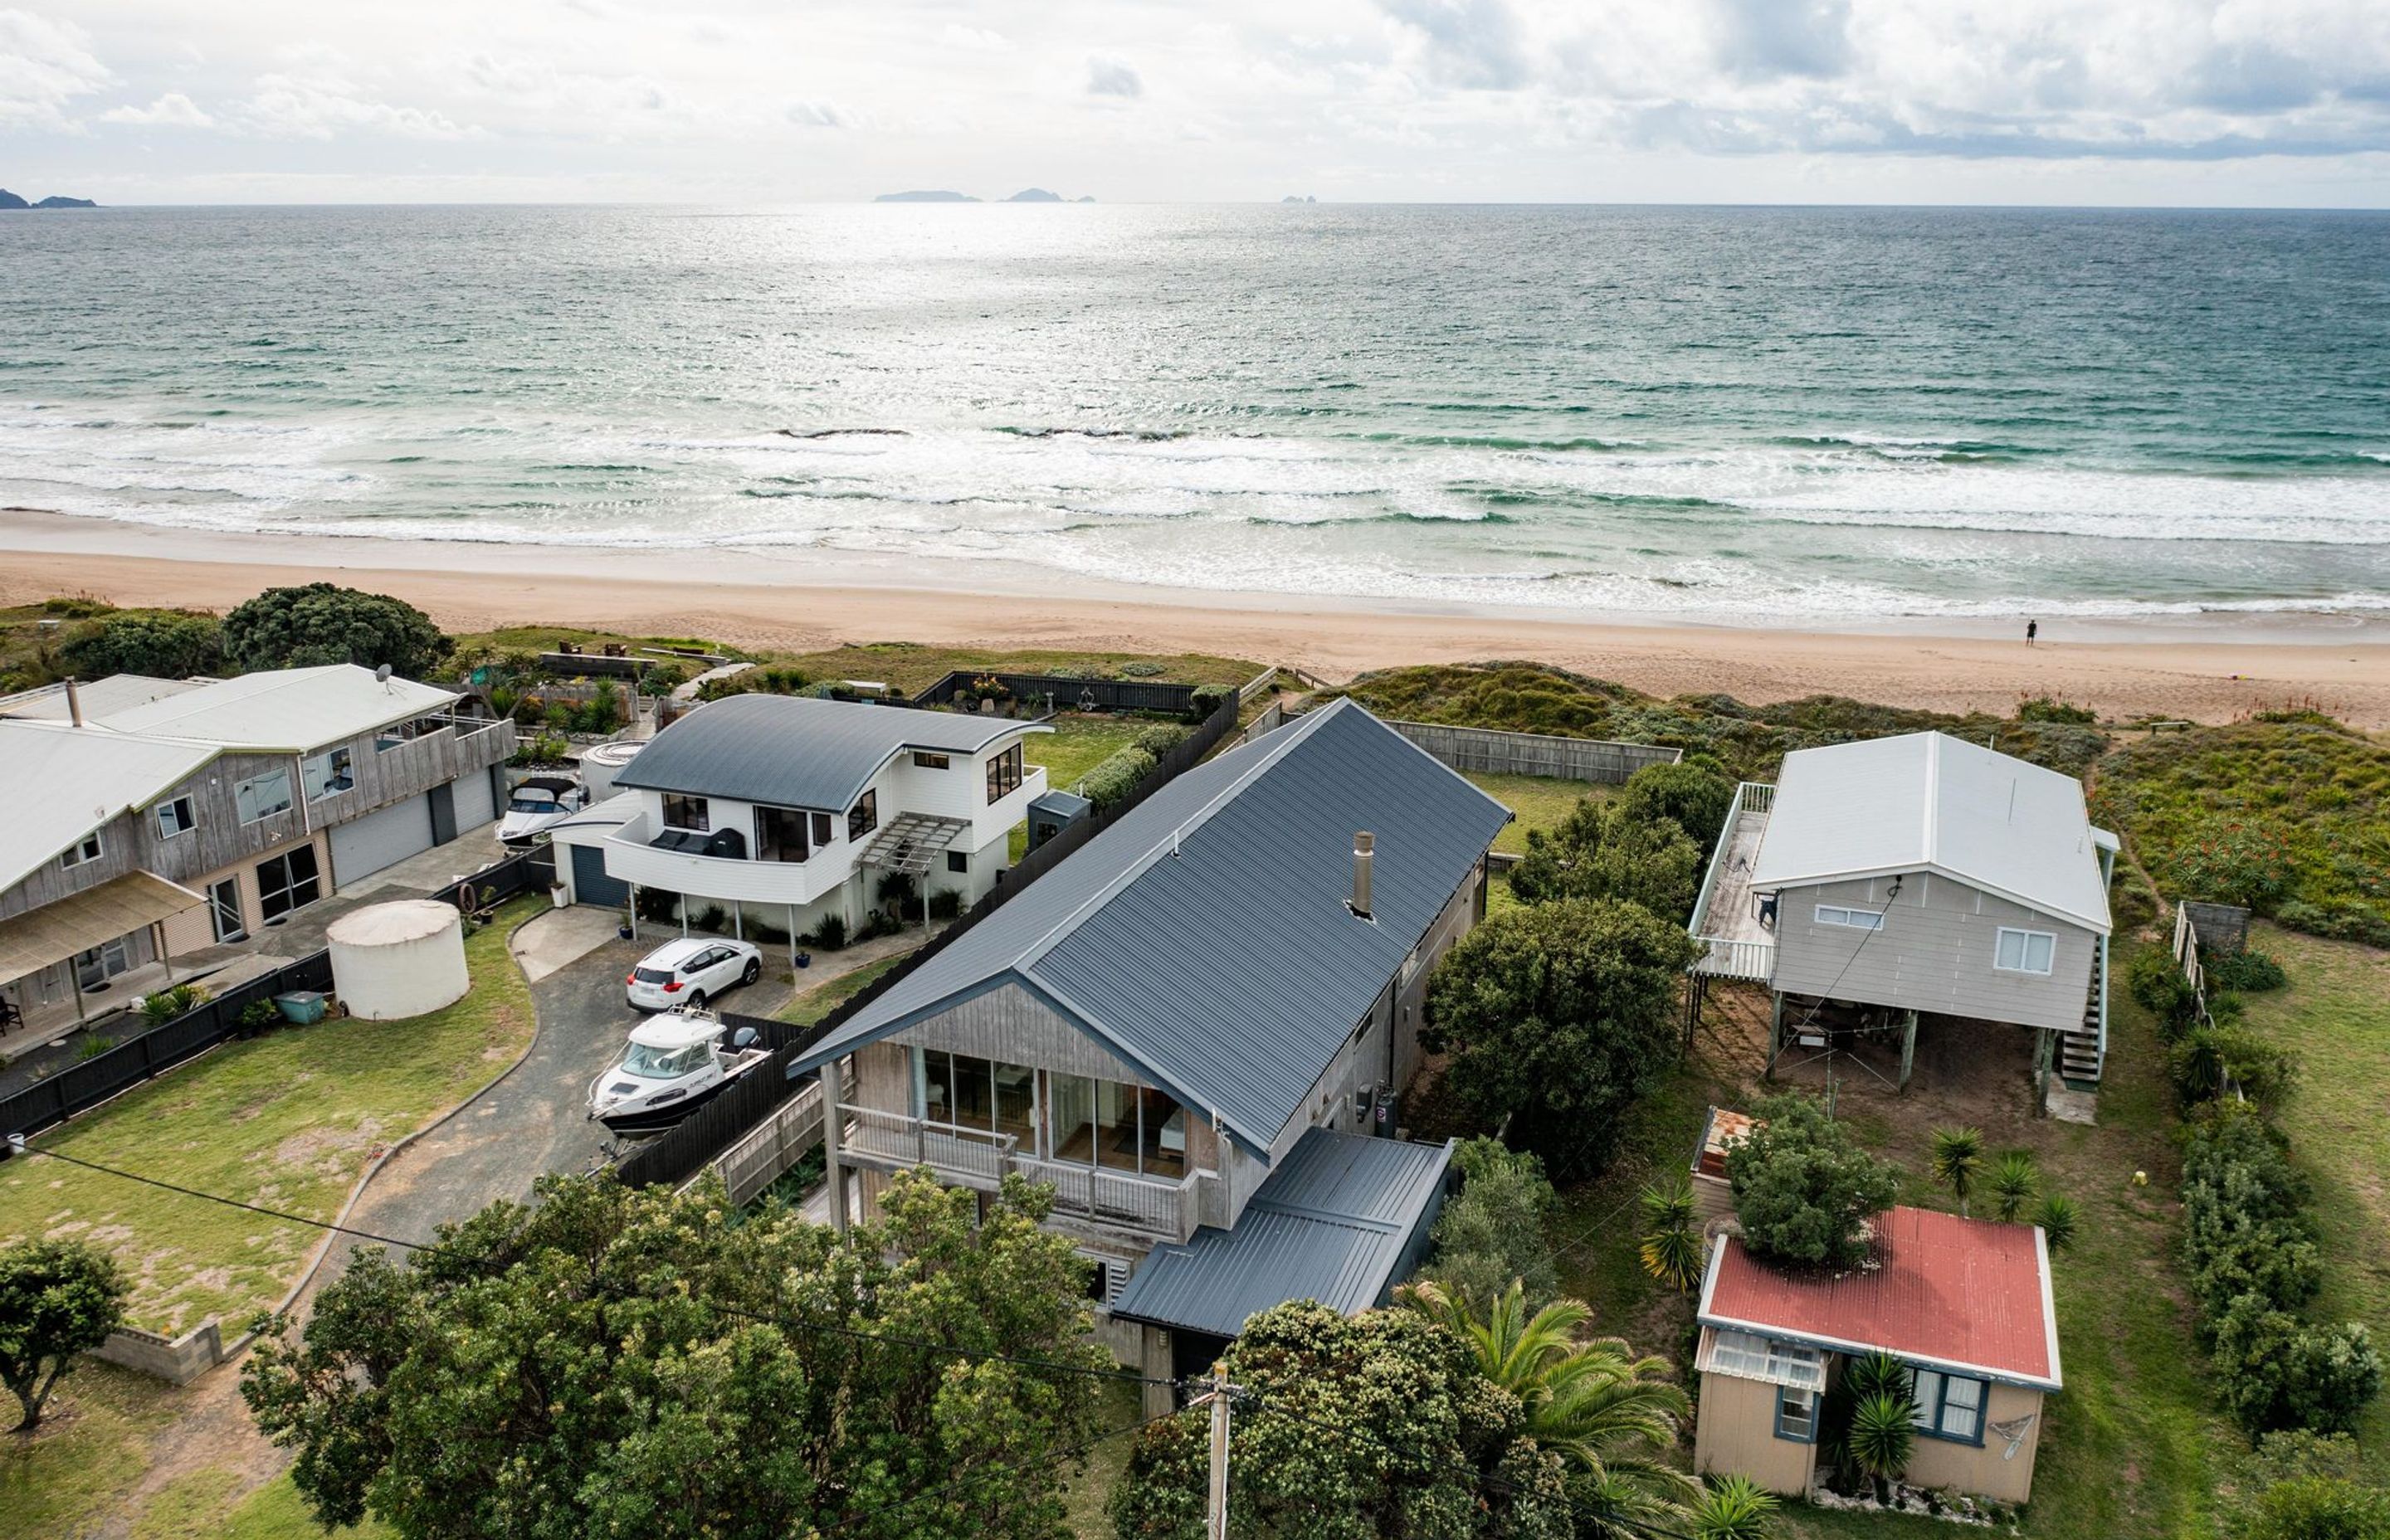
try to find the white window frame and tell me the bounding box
[236,768,295,826]
[61,830,105,870]
[1700,1329,1827,1392]
[1814,904,1884,931]
[1994,926,2056,975]
[155,796,197,841]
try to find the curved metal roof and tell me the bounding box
[613,694,1047,812]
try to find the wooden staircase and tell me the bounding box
[2056,942,2106,1086]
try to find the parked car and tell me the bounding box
[625,937,763,1011]
[499,776,583,845]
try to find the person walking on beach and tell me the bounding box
[2026,620,2038,646]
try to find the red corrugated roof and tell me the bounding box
[1700,1206,2059,1387]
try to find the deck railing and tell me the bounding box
[836,1106,1200,1240]
[1686,781,1777,982]
[1014,1154,1201,1241]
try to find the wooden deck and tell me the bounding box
[1691,798,1776,981]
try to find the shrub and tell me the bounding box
[0,1239,129,1431]
[240,1000,283,1033]
[2207,947,2288,993]
[1725,1093,1903,1270]
[1187,684,1232,721]
[2018,695,2098,724]
[1990,1150,2041,1223]
[2213,1299,2383,1438]
[59,610,224,679]
[1507,798,1705,922]
[1132,722,1192,758]
[2126,944,2203,1040]
[2235,1477,2390,1540]
[927,889,963,922]
[2036,1193,2078,1254]
[1637,1175,1704,1294]
[1694,1474,1779,1540]
[1846,1391,1916,1495]
[1420,1137,1560,1309]
[2275,900,2390,949]
[74,1034,119,1062]
[807,914,849,951]
[1618,761,1737,852]
[222,582,451,677]
[2170,1024,2297,1109]
[137,981,209,1026]
[1076,746,1156,811]
[1928,1125,1986,1216]
[876,872,919,916]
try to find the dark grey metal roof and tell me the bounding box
[1109,1130,1454,1338]
[612,694,1045,812]
[791,699,1511,1155]
[1028,789,1092,817]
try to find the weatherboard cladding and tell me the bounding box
[611,694,1036,813]
[1108,1128,1454,1338]
[794,699,1510,1154]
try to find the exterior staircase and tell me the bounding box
[2056,939,2107,1086]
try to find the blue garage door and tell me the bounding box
[570,844,629,909]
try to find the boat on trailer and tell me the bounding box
[587,1007,770,1137]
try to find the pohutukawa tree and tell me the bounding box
[0,1238,127,1434]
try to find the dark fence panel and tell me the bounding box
[914,670,1202,718]
[0,952,336,1142]
[440,849,557,910]
[613,694,1243,1192]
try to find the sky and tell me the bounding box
[5,0,2388,206]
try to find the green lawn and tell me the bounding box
[0,1363,182,1540]
[123,1468,394,1540]
[2236,924,2390,1469]
[0,897,541,1334]
[1030,714,1156,795]
[1461,772,1610,857]
[779,952,915,1026]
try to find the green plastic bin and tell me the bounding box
[275,991,328,1026]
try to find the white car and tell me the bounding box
[499,777,583,845]
[625,937,763,1011]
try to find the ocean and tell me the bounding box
[2,203,2384,623]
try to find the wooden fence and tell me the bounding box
[915,670,1204,717]
[1386,721,1681,783]
[613,692,1245,1195]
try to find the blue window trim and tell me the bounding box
[1773,1386,1818,1444]
[1909,1367,1988,1447]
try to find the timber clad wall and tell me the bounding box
[1769,873,2098,1033]
[1693,1372,1818,1495]
[1385,721,1680,784]
[1904,1382,2043,1503]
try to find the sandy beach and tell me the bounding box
[4,508,2384,729]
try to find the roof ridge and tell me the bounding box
[1919,731,1940,869]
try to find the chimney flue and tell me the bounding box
[1349,831,1375,921]
[64,677,85,729]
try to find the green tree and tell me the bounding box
[1110,1299,1573,1540]
[222,582,452,678]
[1929,1126,1985,1216]
[2230,1433,2390,1540]
[0,1238,127,1432]
[1422,1137,1561,1310]
[1422,899,1700,1176]
[1637,1176,1704,1294]
[1506,800,1703,921]
[58,610,224,680]
[1401,1280,1700,1536]
[1989,1151,2040,1223]
[1724,1094,1902,1270]
[243,1169,1106,1539]
[1618,761,1737,855]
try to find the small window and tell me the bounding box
[1775,1387,1817,1443]
[811,810,835,847]
[155,797,197,840]
[848,788,878,841]
[1815,904,1884,931]
[946,850,969,875]
[304,745,355,802]
[256,846,321,920]
[985,743,1024,805]
[237,768,295,825]
[61,830,105,870]
[662,794,710,832]
[1995,927,2056,975]
[913,751,950,770]
[1910,1367,1988,1445]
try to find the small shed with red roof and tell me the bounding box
[1693,1206,2061,1503]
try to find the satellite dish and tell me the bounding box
[375,664,393,689]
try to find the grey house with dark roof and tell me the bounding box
[787,699,1505,1405]
[549,694,1051,950]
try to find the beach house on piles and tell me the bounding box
[547,693,1052,951]
[1685,731,2118,1089]
[0,666,514,1036]
[784,698,1509,1411]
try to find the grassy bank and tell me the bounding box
[0,898,540,1334]
[1461,772,1614,857]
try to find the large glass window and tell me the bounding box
[1054,1074,1184,1178]
[985,743,1024,804]
[848,789,878,841]
[1995,928,2056,975]
[237,768,295,825]
[918,1050,1034,1146]
[661,794,710,832]
[257,846,321,920]
[754,806,812,864]
[304,745,356,801]
[1910,1368,1988,1444]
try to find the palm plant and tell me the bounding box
[2036,1192,2079,1254]
[1401,1279,1700,1532]
[1990,1150,2041,1222]
[1929,1126,1986,1216]
[1844,1349,1910,1404]
[1638,1175,1705,1293]
[1846,1391,1916,1501]
[1693,1473,1779,1540]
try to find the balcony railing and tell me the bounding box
[1686,780,1778,983]
[836,1105,1202,1240]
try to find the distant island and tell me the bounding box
[1282,195,1317,203]
[874,190,978,203]
[0,191,97,209]
[1007,188,1062,202]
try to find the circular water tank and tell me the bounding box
[326,900,470,1021]
[579,738,645,803]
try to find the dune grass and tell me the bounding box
[1461,772,1612,856]
[0,898,540,1334]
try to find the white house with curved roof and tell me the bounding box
[1687,731,2119,1086]
[549,694,1051,948]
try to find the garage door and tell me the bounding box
[329,794,435,886]
[449,767,498,832]
[571,844,630,909]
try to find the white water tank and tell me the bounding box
[326,900,470,1021]
[579,738,646,804]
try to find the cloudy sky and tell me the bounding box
[6,0,2388,206]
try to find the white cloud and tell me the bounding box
[940,22,1012,52]
[237,72,476,140]
[100,90,213,128]
[1086,57,1143,99]
[0,9,112,130]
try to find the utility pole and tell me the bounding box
[1190,1362,1235,1540]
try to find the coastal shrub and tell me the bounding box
[2018,694,2099,725]
[1724,1093,1903,1270]
[1076,746,1156,811]
[2169,1023,2296,1109]
[2275,900,2390,949]
[1186,683,1232,721]
[1618,760,1737,853]
[2228,1434,2390,1540]
[1132,722,1191,757]
[1421,898,1698,1177]
[2157,818,2300,909]
[927,889,963,922]
[2206,946,2289,993]
[2126,944,2203,1040]
[2212,1301,2383,1439]
[137,982,209,1026]
[1507,799,1704,922]
[1419,1137,1559,1309]
[222,582,451,678]
[806,914,848,951]
[74,1035,118,1062]
[59,610,224,680]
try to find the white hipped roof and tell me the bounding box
[0,721,218,894]
[94,664,458,753]
[0,675,210,721]
[1749,731,2113,933]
